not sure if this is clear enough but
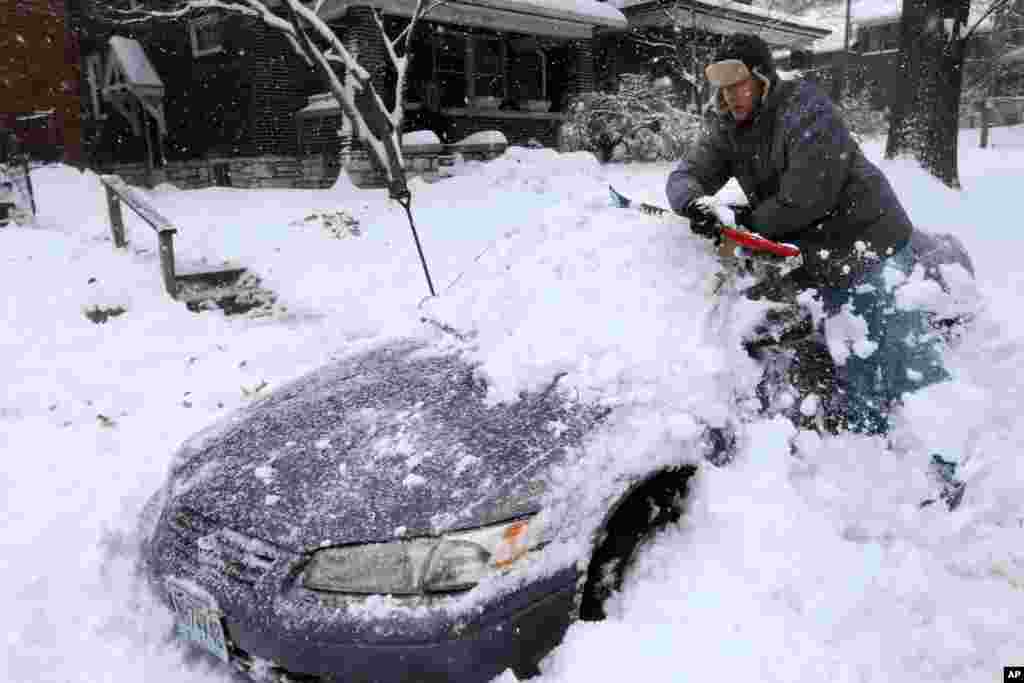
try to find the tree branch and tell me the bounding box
[964,0,1013,42]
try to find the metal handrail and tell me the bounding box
[98,174,178,298]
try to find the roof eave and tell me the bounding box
[622,1,830,46]
[318,0,628,32]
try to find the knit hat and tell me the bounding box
[710,33,776,83]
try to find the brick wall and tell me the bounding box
[1,0,83,164]
[298,112,345,157]
[96,154,342,190]
[342,7,392,99]
[248,21,318,156]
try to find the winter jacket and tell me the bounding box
[666,77,913,289]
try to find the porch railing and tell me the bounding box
[98,174,178,298]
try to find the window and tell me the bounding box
[474,37,505,99]
[189,14,224,57]
[860,23,899,53]
[509,47,547,102]
[422,27,510,108]
[435,30,468,108]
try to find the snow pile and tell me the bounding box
[4,128,1024,683]
[402,129,442,146]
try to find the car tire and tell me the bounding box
[578,466,696,621]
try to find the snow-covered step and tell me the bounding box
[174,268,277,316]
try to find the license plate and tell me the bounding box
[165,578,230,663]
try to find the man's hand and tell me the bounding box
[684,197,723,238]
[733,205,755,231]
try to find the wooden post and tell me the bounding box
[980,99,991,148]
[105,185,127,248]
[158,230,178,298]
[140,101,155,188]
[21,158,36,215]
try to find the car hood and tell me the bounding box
[160,339,605,552]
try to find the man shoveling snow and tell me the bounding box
[665,34,972,508]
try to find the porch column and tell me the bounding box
[343,7,391,97]
[338,6,392,181]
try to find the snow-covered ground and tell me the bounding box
[5,126,1024,683]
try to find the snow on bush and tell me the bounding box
[838,89,889,144]
[560,73,704,163]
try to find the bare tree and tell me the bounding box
[623,2,722,113]
[113,0,444,294]
[885,0,1015,188]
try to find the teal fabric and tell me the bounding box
[820,247,949,435]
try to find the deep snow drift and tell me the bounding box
[4,126,1024,683]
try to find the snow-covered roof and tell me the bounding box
[796,0,997,54]
[610,0,830,47]
[608,0,818,28]
[1002,44,1024,63]
[788,3,851,53]
[107,36,163,90]
[847,0,900,26]
[843,0,992,28]
[321,0,627,37]
[296,93,338,116]
[480,0,626,27]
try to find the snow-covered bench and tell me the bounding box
[444,130,509,162]
[347,130,510,187]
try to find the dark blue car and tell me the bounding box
[140,338,701,682]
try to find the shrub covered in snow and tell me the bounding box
[837,89,889,144]
[560,73,704,163]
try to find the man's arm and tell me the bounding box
[666,124,731,216]
[751,88,854,239]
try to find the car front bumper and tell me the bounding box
[147,512,579,683]
[219,568,578,683]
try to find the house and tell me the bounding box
[71,0,331,189]
[777,0,1024,127]
[75,0,830,189]
[1,0,83,165]
[598,0,829,108]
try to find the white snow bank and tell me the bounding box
[455,130,509,147]
[402,129,442,146]
[6,126,1024,683]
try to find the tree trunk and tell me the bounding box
[885,0,970,189]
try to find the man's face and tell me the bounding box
[721,77,762,123]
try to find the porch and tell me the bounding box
[297,0,626,185]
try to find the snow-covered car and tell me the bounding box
[138,338,702,682]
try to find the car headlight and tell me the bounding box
[303,516,542,594]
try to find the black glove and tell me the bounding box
[684,199,720,239]
[733,205,754,231]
